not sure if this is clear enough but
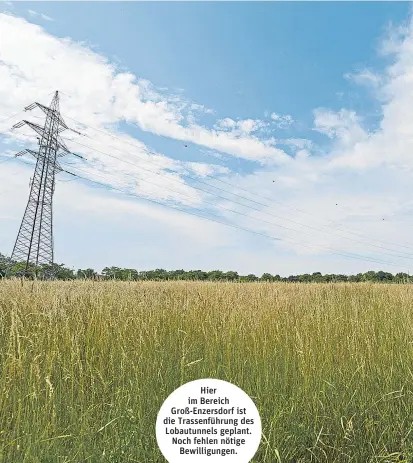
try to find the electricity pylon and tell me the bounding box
[9,91,82,277]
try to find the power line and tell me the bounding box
[6,114,413,264]
[7,147,412,270]
[62,113,413,250]
[55,160,411,271]
[11,124,413,261]
[12,137,413,263]
[4,104,413,268]
[11,97,413,252]
[57,134,413,260]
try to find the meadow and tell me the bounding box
[1,280,413,462]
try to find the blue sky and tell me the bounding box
[1,2,413,276]
[39,3,408,117]
[25,2,408,126]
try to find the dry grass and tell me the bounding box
[1,280,413,462]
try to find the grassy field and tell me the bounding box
[1,280,413,462]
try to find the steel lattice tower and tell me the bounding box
[10,91,80,276]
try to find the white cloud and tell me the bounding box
[0,13,235,209]
[282,138,314,151]
[216,118,269,136]
[313,108,367,146]
[27,9,53,21]
[217,118,236,130]
[4,11,413,274]
[211,11,413,270]
[270,112,294,128]
[184,162,229,178]
[0,13,290,167]
[314,14,413,173]
[345,69,383,89]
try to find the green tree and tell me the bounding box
[207,270,225,281]
[168,270,186,280]
[102,266,122,279]
[311,272,323,282]
[261,273,274,282]
[395,272,411,283]
[298,273,312,283]
[223,271,239,281]
[376,271,393,282]
[186,270,208,280]
[41,263,75,280]
[362,271,378,282]
[77,268,97,279]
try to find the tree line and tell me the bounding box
[1,252,412,282]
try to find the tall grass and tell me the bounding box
[1,280,413,462]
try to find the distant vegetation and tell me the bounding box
[0,252,410,282]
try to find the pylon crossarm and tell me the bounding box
[13,115,68,136]
[12,120,26,130]
[33,102,57,115]
[68,127,82,136]
[34,103,69,130]
[14,149,29,158]
[62,170,77,178]
[28,121,51,137]
[56,137,85,160]
[70,151,85,159]
[14,149,44,160]
[56,149,84,160]
[26,102,58,117]
[12,120,45,137]
[24,102,38,112]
